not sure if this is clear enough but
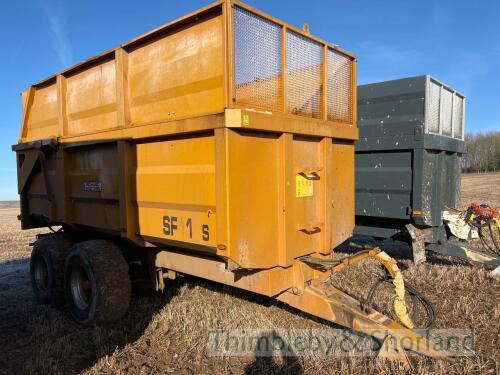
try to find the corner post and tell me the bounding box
[281,26,288,113]
[224,0,234,108]
[56,75,68,137]
[321,45,328,121]
[115,48,131,127]
[19,86,35,142]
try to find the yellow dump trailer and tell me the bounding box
[13,0,439,357]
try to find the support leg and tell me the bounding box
[406,224,427,264]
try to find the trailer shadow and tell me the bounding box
[243,331,303,375]
[0,256,349,374]
[0,258,311,374]
[338,235,481,269]
[0,257,184,374]
[336,235,414,266]
[0,244,469,374]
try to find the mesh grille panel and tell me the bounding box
[286,30,323,118]
[428,81,441,134]
[452,94,464,139]
[427,79,465,138]
[327,49,352,123]
[234,7,282,111]
[441,88,453,136]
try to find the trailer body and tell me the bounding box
[354,76,466,260]
[13,2,442,357]
[13,0,361,308]
[15,1,358,273]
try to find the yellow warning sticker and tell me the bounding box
[242,114,250,126]
[295,174,313,197]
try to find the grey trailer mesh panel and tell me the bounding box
[441,87,453,136]
[427,81,441,134]
[286,30,323,118]
[426,79,465,139]
[452,94,464,139]
[234,7,282,111]
[327,49,352,123]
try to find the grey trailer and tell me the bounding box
[354,75,466,263]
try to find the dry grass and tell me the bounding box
[461,172,500,209]
[0,176,499,375]
[0,201,20,210]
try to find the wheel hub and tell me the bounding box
[69,264,92,310]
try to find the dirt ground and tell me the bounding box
[0,173,499,374]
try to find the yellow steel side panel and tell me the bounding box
[26,84,58,140]
[71,200,121,231]
[330,141,355,248]
[288,136,322,260]
[223,130,328,268]
[134,135,217,247]
[66,59,118,135]
[67,143,121,231]
[128,14,224,126]
[226,130,281,268]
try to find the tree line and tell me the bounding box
[462,131,500,173]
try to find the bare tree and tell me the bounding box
[463,131,500,173]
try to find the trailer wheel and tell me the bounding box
[30,233,74,306]
[64,240,131,324]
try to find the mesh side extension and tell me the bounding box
[286,30,323,119]
[427,81,441,134]
[452,94,464,139]
[327,49,352,123]
[234,7,282,111]
[441,87,453,136]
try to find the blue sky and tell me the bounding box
[0,0,498,200]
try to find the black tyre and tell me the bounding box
[30,233,74,306]
[64,240,131,324]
